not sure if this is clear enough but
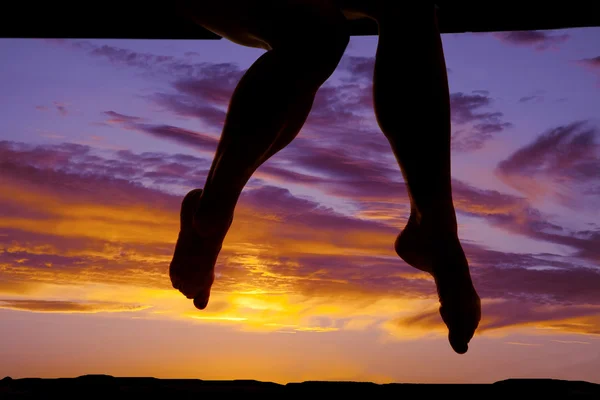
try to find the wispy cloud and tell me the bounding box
[0,299,150,313]
[450,91,513,151]
[493,30,570,51]
[519,90,545,104]
[102,110,219,153]
[34,101,70,116]
[389,299,600,337]
[576,56,600,86]
[496,121,600,209]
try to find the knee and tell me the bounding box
[280,27,350,86]
[312,25,350,66]
[303,28,349,75]
[269,8,350,77]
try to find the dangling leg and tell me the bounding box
[343,2,481,353]
[169,1,350,310]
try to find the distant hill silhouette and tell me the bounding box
[1,375,599,398]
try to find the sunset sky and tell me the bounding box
[1,26,599,384]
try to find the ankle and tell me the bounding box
[193,192,235,235]
[192,211,232,238]
[200,184,239,211]
[412,206,458,234]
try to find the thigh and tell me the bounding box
[176,0,347,50]
[338,1,435,21]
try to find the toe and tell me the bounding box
[194,290,211,310]
[179,280,200,300]
[170,275,181,291]
[449,328,469,354]
[440,302,479,355]
[179,268,215,303]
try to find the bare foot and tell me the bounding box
[169,188,232,310]
[395,213,481,354]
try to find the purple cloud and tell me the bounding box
[496,121,600,208]
[34,102,69,116]
[449,91,513,151]
[578,56,600,69]
[340,55,375,82]
[89,44,176,70]
[577,56,600,85]
[519,90,545,104]
[103,111,219,153]
[54,101,68,116]
[493,30,570,51]
[104,110,142,124]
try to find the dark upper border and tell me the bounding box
[2,3,600,40]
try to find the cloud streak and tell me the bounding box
[391,299,600,337]
[450,91,513,151]
[0,299,150,313]
[496,121,600,209]
[493,30,570,51]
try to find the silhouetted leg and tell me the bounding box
[348,3,481,353]
[170,2,349,310]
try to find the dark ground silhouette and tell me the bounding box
[1,375,599,398]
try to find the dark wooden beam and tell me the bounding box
[2,3,599,40]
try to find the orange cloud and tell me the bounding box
[387,299,600,337]
[0,299,150,313]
